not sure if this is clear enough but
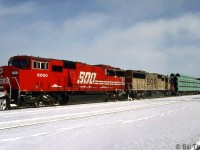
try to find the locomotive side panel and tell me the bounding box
[157,75,164,90]
[93,66,106,91]
[76,63,97,91]
[18,58,68,92]
[125,70,146,91]
[146,73,158,90]
[48,59,67,92]
[132,71,146,91]
[73,63,125,93]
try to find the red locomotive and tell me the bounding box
[0,55,125,110]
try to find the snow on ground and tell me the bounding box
[0,95,200,150]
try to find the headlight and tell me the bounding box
[0,91,7,97]
[0,68,3,74]
[12,71,18,75]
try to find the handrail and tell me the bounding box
[11,77,21,99]
[0,77,11,99]
[7,77,11,98]
[0,77,21,100]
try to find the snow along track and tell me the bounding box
[0,100,180,131]
[1,95,200,150]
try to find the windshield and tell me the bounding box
[9,59,30,69]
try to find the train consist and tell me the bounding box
[0,55,199,110]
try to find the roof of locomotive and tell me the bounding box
[126,70,147,73]
[95,64,123,70]
[126,69,168,77]
[9,55,51,62]
[9,55,81,63]
[9,55,123,70]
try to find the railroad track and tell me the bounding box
[0,95,186,117]
[0,100,180,131]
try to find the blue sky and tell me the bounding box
[0,0,200,76]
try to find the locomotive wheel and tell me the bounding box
[55,95,61,105]
[38,101,43,107]
[17,97,26,108]
[117,92,125,101]
[105,92,110,102]
[0,99,7,111]
[34,96,40,108]
[105,94,110,102]
[34,100,43,108]
[60,94,70,105]
[34,101,39,108]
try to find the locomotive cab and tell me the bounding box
[8,57,30,69]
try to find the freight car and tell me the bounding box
[170,73,200,95]
[0,55,125,110]
[125,70,171,99]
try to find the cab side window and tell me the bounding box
[33,61,49,70]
